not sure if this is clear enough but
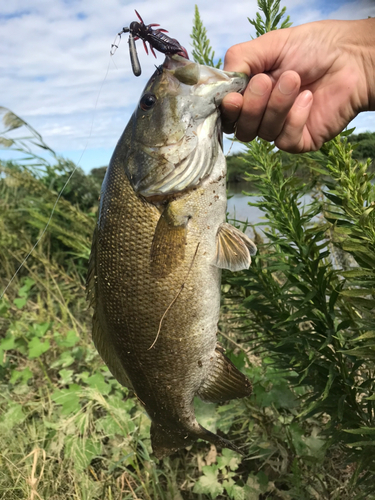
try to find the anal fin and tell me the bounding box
[197,348,252,403]
[214,222,257,272]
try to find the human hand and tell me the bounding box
[222,19,375,153]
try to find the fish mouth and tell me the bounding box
[195,66,244,91]
[165,55,248,94]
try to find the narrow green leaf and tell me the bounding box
[340,288,374,297]
[343,427,375,435]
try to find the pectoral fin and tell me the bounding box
[214,222,257,271]
[150,202,189,278]
[197,348,252,403]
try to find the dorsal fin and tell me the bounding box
[214,222,257,272]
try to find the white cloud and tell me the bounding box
[1,0,374,170]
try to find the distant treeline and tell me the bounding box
[53,132,375,197]
[227,131,375,183]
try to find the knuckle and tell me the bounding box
[224,45,239,63]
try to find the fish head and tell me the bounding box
[116,55,248,198]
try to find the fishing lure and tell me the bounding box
[111,10,189,76]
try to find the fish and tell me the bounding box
[87,54,257,459]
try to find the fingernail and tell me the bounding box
[297,91,313,108]
[278,77,297,95]
[226,102,240,111]
[249,77,269,96]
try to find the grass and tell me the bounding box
[0,274,368,499]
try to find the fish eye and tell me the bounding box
[139,93,156,111]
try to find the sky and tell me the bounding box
[1,0,375,172]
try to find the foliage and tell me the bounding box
[227,149,315,183]
[190,5,222,68]
[0,106,57,177]
[0,286,178,500]
[41,158,103,212]
[248,0,292,37]
[347,131,375,165]
[224,136,375,495]
[0,162,95,295]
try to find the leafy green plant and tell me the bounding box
[190,5,222,68]
[193,449,250,499]
[248,0,292,37]
[218,125,375,493]
[0,106,57,176]
[190,0,375,497]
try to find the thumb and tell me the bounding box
[224,29,290,76]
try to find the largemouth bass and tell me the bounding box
[87,55,256,459]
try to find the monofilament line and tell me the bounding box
[0,60,112,301]
[148,242,200,350]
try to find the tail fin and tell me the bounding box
[151,421,242,459]
[196,424,243,455]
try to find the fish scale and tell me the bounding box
[87,55,257,458]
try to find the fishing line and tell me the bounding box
[225,122,238,158]
[225,139,235,157]
[0,59,112,301]
[148,242,200,350]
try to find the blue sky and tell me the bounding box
[1,0,375,172]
